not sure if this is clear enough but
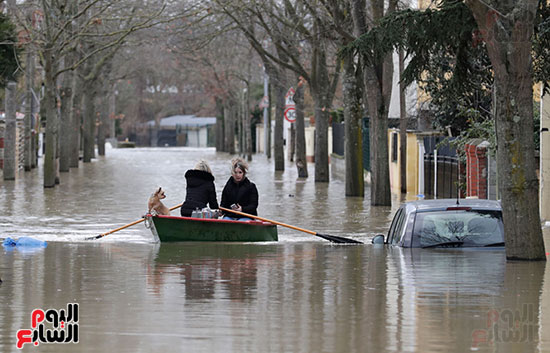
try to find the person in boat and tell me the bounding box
[180,160,219,217]
[220,158,258,221]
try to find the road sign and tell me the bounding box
[284,107,296,123]
[285,87,295,100]
[284,86,296,122]
[259,96,269,109]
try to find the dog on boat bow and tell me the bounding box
[148,187,170,216]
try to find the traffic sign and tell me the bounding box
[285,87,295,109]
[259,96,269,109]
[285,87,295,99]
[284,107,296,123]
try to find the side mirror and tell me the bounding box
[371,234,385,244]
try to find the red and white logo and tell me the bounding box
[16,303,79,349]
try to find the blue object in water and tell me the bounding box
[3,237,47,248]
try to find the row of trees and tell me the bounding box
[3,1,228,187]
[1,0,548,260]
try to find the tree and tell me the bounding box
[216,0,340,180]
[321,0,365,196]
[10,0,168,186]
[352,0,397,205]
[464,0,545,261]
[0,13,19,88]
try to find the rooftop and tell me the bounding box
[147,115,217,127]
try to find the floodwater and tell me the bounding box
[0,147,549,353]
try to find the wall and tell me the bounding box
[465,139,490,199]
[0,118,25,172]
[386,129,423,199]
[305,126,332,162]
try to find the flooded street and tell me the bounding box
[1,147,550,352]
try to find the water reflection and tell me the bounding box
[1,148,549,353]
[150,243,280,301]
[1,239,548,352]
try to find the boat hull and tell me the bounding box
[149,215,278,242]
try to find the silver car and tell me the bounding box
[372,199,505,248]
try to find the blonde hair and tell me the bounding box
[231,158,248,175]
[194,159,212,174]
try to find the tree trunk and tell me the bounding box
[98,92,107,156]
[24,51,35,172]
[310,41,331,182]
[267,80,272,159]
[343,52,364,197]
[3,81,17,180]
[361,0,395,206]
[399,48,407,194]
[273,74,286,171]
[215,97,224,151]
[288,123,295,162]
[237,90,243,154]
[109,88,116,140]
[59,69,73,172]
[245,82,252,161]
[466,0,546,261]
[294,79,308,178]
[224,101,236,154]
[365,64,392,205]
[70,72,83,168]
[43,50,58,187]
[82,82,97,163]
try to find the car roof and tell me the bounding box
[404,198,502,212]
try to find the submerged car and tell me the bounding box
[372,199,505,248]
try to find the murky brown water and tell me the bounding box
[1,147,549,352]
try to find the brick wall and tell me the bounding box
[465,139,490,198]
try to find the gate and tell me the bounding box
[423,136,460,199]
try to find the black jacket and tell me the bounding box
[180,170,219,217]
[220,177,258,217]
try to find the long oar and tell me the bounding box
[219,207,362,244]
[86,203,182,240]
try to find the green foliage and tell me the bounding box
[330,108,344,124]
[349,0,547,161]
[351,0,493,136]
[442,110,496,165]
[534,0,550,93]
[249,82,264,103]
[0,13,20,88]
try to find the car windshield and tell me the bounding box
[412,210,504,248]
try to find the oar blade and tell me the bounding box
[85,234,103,240]
[316,233,363,244]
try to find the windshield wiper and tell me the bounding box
[422,241,464,249]
[483,242,505,247]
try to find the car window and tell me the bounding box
[388,208,406,245]
[387,208,403,244]
[412,210,504,247]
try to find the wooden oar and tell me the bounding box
[219,207,362,244]
[86,203,183,240]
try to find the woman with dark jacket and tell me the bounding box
[220,158,258,220]
[180,160,219,217]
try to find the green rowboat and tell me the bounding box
[147,215,278,242]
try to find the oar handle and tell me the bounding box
[219,207,317,235]
[90,203,183,240]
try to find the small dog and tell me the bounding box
[148,187,170,216]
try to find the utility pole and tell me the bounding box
[263,68,269,157]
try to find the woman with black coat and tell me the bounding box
[220,158,258,220]
[180,160,219,217]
